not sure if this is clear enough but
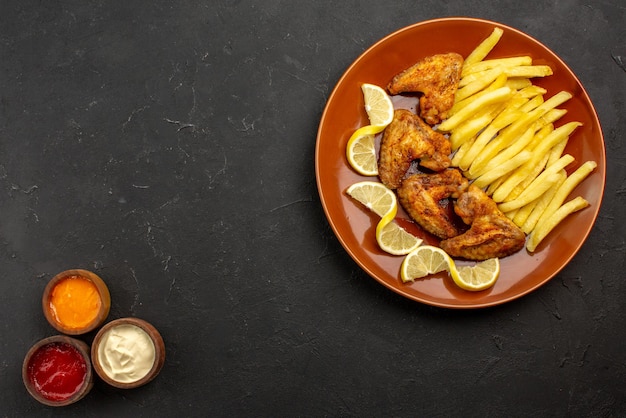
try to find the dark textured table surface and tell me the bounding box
[1,1,625,416]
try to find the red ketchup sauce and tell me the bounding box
[26,342,87,401]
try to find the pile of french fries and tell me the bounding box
[438,27,597,252]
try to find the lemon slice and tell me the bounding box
[375,220,423,256]
[346,181,421,256]
[400,245,452,282]
[346,131,378,176]
[449,258,500,291]
[361,83,394,127]
[346,181,397,218]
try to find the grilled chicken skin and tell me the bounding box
[387,52,463,125]
[378,109,451,189]
[440,185,526,260]
[397,169,468,240]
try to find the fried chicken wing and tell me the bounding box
[387,52,463,125]
[378,109,451,189]
[440,185,526,260]
[397,169,468,239]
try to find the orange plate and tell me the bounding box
[315,17,606,309]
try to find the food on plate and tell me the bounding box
[346,131,378,176]
[346,181,422,255]
[361,83,395,127]
[400,245,452,282]
[378,109,451,189]
[346,181,397,218]
[440,27,597,252]
[449,257,500,291]
[375,219,423,256]
[397,169,468,239]
[342,25,598,291]
[401,245,501,292]
[440,185,525,260]
[387,52,464,125]
[346,84,395,176]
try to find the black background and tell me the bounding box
[1,1,625,416]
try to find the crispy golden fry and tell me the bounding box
[494,125,553,201]
[489,122,580,202]
[462,56,533,77]
[453,73,508,112]
[458,94,538,169]
[511,198,536,227]
[476,125,536,176]
[526,196,590,252]
[451,136,474,167]
[498,154,575,209]
[505,78,532,90]
[468,103,577,179]
[547,137,569,166]
[532,160,597,224]
[459,65,552,88]
[464,27,504,67]
[449,103,501,150]
[521,171,567,233]
[505,65,553,78]
[438,87,512,132]
[455,68,505,101]
[473,150,532,189]
[498,171,564,213]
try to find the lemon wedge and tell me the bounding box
[400,246,453,282]
[346,181,421,256]
[361,83,394,127]
[449,258,500,291]
[401,246,500,291]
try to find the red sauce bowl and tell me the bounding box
[22,335,94,407]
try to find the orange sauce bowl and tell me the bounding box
[42,269,111,335]
[91,317,166,389]
[22,335,94,407]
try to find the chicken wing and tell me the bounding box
[378,109,451,189]
[440,185,526,260]
[397,169,468,239]
[387,52,463,125]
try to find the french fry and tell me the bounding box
[501,124,553,201]
[455,68,505,102]
[502,152,574,205]
[472,150,532,189]
[464,27,504,67]
[458,95,533,170]
[547,137,569,166]
[498,172,563,213]
[505,65,553,78]
[469,122,581,181]
[491,156,548,203]
[476,125,536,176]
[449,103,501,150]
[526,196,590,252]
[437,87,512,132]
[533,160,597,224]
[451,137,474,167]
[497,154,574,212]
[506,78,532,90]
[462,56,533,77]
[512,199,537,227]
[452,73,508,113]
[521,170,567,234]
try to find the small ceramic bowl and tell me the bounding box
[91,317,165,389]
[23,335,94,407]
[42,269,111,335]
